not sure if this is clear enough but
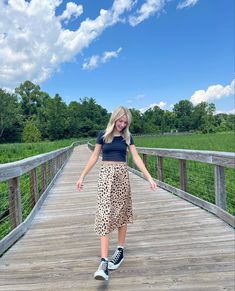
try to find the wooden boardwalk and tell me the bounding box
[0,145,234,291]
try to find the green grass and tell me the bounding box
[0,138,88,164]
[0,137,89,240]
[130,132,235,216]
[0,132,234,241]
[134,131,235,152]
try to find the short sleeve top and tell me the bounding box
[96,130,134,162]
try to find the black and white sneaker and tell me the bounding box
[94,258,109,280]
[108,247,124,270]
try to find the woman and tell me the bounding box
[76,106,157,281]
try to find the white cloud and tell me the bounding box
[216,108,235,114]
[82,55,100,71]
[0,0,200,89]
[111,0,136,24]
[103,47,122,62]
[157,101,167,109]
[177,0,199,9]
[129,0,165,26]
[139,101,167,113]
[190,79,235,105]
[58,2,83,24]
[82,47,122,70]
[0,1,132,89]
[228,108,235,114]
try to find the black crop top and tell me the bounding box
[96,130,134,162]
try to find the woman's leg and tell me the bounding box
[94,235,109,280]
[100,235,109,258]
[108,225,126,270]
[118,224,127,246]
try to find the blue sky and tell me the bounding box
[0,0,234,113]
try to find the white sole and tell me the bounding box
[94,270,109,281]
[108,258,124,270]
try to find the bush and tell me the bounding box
[22,120,42,143]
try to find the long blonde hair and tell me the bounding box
[103,106,132,144]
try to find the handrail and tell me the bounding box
[87,142,235,228]
[135,147,235,168]
[88,142,235,167]
[0,141,83,181]
[0,140,85,255]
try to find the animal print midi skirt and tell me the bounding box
[94,163,133,236]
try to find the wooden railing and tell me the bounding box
[0,141,84,255]
[88,142,235,228]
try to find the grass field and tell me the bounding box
[0,138,89,240]
[133,131,235,152]
[0,132,234,240]
[0,138,88,164]
[132,132,235,216]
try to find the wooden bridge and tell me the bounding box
[0,144,234,290]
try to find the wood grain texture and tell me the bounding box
[0,144,234,291]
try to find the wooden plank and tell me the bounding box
[142,154,147,168]
[157,156,164,181]
[128,167,235,227]
[87,141,235,168]
[135,147,235,168]
[41,163,47,192]
[179,159,187,191]
[8,177,22,229]
[29,168,39,206]
[0,145,234,291]
[215,165,226,210]
[0,163,67,255]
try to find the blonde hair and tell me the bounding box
[103,106,132,144]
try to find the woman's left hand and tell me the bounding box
[149,178,157,190]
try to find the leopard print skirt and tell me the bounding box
[94,163,133,236]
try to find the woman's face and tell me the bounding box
[115,115,128,132]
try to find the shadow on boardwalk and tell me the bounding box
[0,145,234,291]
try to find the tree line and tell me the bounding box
[0,80,234,143]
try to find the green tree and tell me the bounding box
[192,102,216,133]
[74,97,109,136]
[22,120,42,143]
[142,109,158,133]
[67,101,81,137]
[15,80,48,120]
[0,89,22,142]
[43,94,69,140]
[162,110,177,132]
[225,114,235,131]
[173,100,194,132]
[129,108,143,133]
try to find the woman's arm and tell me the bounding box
[76,144,102,191]
[129,144,157,190]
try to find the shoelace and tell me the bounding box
[111,249,123,263]
[99,260,108,271]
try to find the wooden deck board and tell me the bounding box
[0,145,234,291]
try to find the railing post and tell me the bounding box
[215,165,227,210]
[42,163,47,192]
[48,159,53,181]
[143,154,147,168]
[128,152,133,168]
[179,159,187,192]
[157,156,164,181]
[8,177,22,229]
[29,168,39,206]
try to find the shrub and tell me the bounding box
[22,120,42,143]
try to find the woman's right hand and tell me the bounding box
[76,177,84,192]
